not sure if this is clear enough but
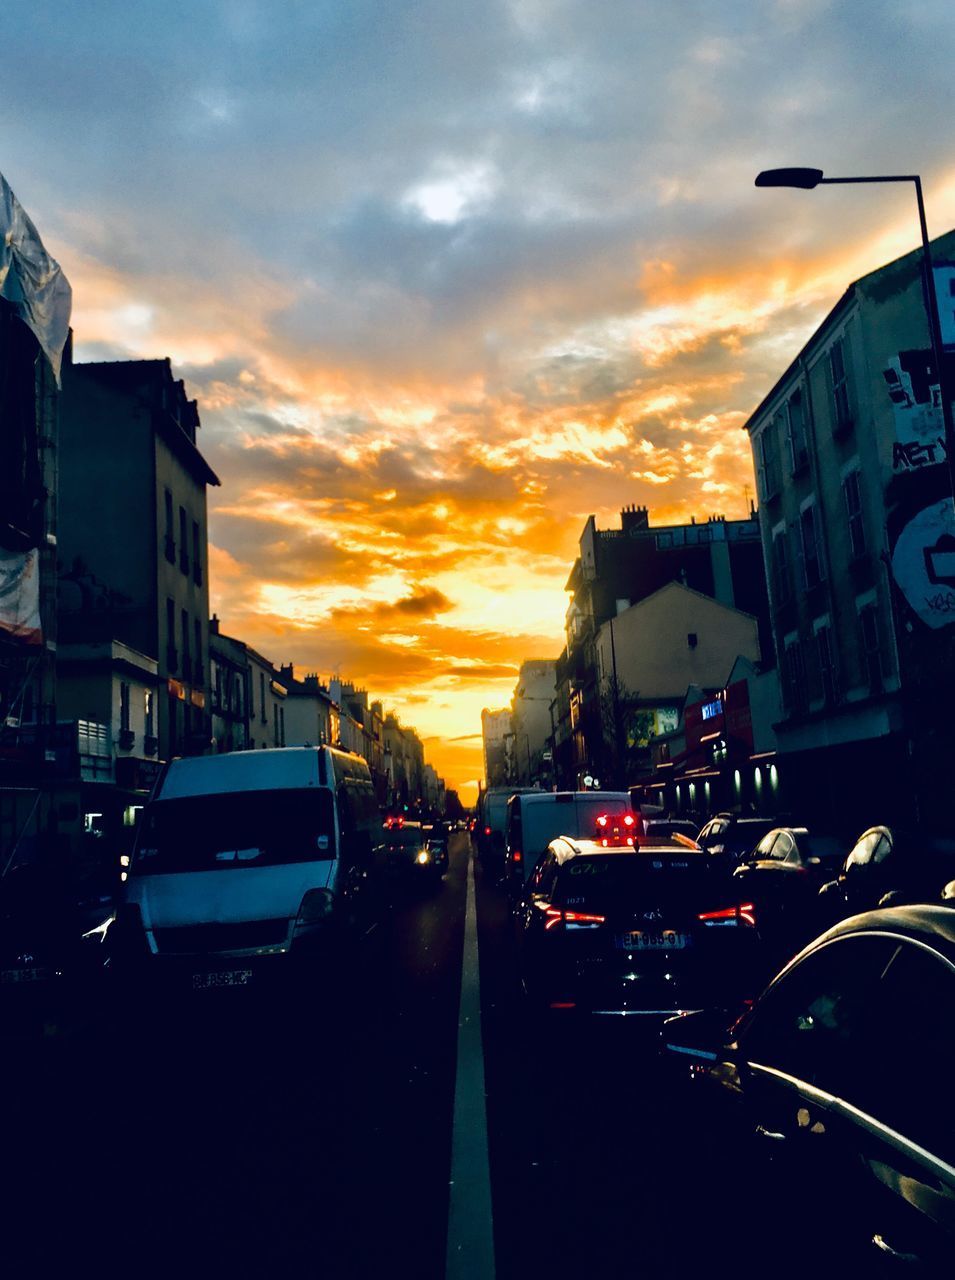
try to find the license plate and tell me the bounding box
[617,931,691,950]
[1,967,54,984]
[191,968,253,990]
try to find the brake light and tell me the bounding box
[511,849,522,863]
[698,903,756,927]
[544,908,606,930]
[484,826,491,836]
[595,812,638,845]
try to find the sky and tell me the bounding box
[5,0,955,802]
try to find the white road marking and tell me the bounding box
[445,850,495,1279]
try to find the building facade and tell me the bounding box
[509,660,557,787]
[744,229,955,832]
[553,505,769,790]
[481,707,511,789]
[58,355,219,763]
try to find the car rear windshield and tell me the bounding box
[384,828,425,848]
[553,852,714,911]
[133,789,336,874]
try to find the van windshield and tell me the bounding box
[133,789,336,874]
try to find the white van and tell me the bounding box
[115,746,381,993]
[505,790,633,885]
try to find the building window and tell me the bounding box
[859,605,884,693]
[843,470,866,560]
[168,693,179,754]
[786,389,809,473]
[192,520,202,585]
[279,705,285,747]
[194,618,202,683]
[214,663,223,711]
[120,682,131,732]
[179,506,189,574]
[757,423,781,501]
[164,489,175,563]
[772,529,793,605]
[799,504,825,588]
[783,637,807,714]
[815,624,837,705]
[166,598,177,671]
[829,337,853,434]
[144,690,154,738]
[260,672,267,722]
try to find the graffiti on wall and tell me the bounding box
[883,350,949,472]
[891,499,955,629]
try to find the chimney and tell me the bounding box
[210,613,219,635]
[620,503,650,533]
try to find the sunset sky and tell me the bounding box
[6,1,955,801]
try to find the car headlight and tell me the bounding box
[295,889,335,927]
[416,850,431,865]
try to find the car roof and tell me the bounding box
[516,791,630,808]
[794,904,955,968]
[549,836,705,865]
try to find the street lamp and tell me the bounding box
[755,167,955,508]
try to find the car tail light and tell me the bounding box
[295,889,335,927]
[697,903,756,927]
[595,812,637,846]
[511,849,522,864]
[544,908,606,930]
[484,826,491,836]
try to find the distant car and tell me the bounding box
[732,827,846,961]
[515,835,758,1016]
[696,814,778,865]
[818,826,955,923]
[662,905,955,1270]
[378,824,437,885]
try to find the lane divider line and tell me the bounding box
[445,850,496,1279]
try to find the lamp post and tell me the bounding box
[755,167,955,509]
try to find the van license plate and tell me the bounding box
[617,931,690,950]
[192,969,253,990]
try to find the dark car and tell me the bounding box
[662,906,955,1270]
[818,826,955,924]
[696,813,779,866]
[381,821,443,884]
[732,827,846,963]
[515,836,758,1016]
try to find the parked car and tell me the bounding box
[515,835,758,1016]
[504,790,633,889]
[732,827,846,962]
[644,818,701,842]
[696,813,779,866]
[662,905,955,1270]
[818,826,955,923]
[111,746,383,999]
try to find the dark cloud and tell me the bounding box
[377,588,453,619]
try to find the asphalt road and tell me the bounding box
[0,834,752,1278]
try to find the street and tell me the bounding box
[0,832,760,1279]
